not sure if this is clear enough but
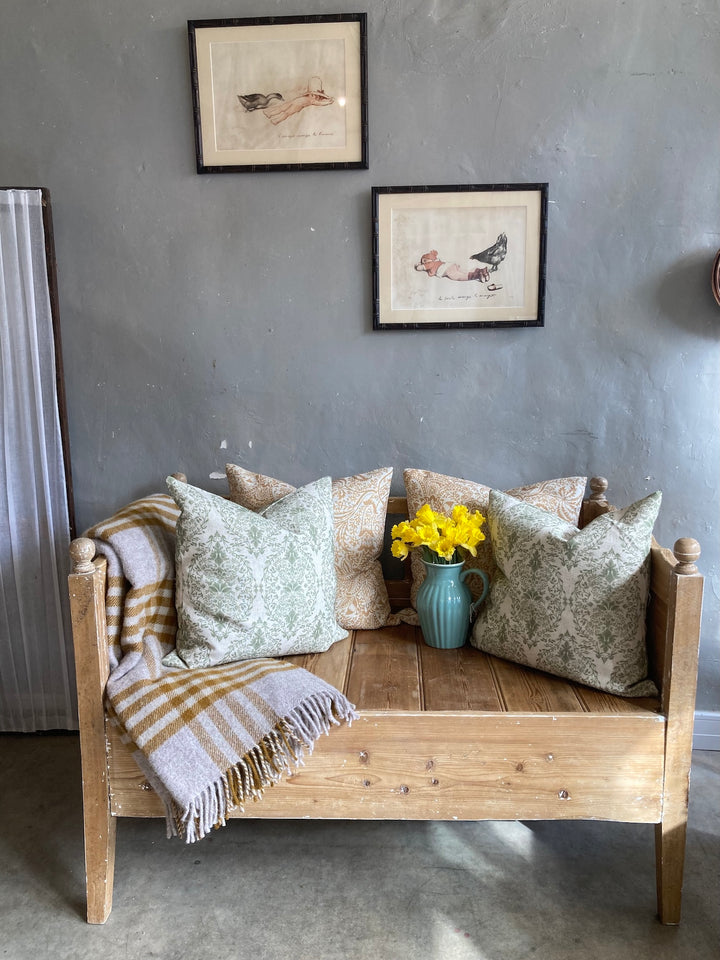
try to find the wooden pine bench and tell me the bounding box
[68,481,703,924]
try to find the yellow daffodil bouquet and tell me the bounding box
[391,504,486,565]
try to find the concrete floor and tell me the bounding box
[1,733,718,960]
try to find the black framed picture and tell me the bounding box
[188,14,368,173]
[372,184,548,330]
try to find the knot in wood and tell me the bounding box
[426,759,435,771]
[362,779,371,788]
[399,784,409,794]
[359,750,369,764]
[558,789,570,800]
[515,762,525,772]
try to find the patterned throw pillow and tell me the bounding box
[471,489,661,697]
[226,464,394,630]
[403,469,587,607]
[163,476,347,669]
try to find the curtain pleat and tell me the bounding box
[0,188,76,730]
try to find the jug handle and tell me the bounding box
[461,568,489,617]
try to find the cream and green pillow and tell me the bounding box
[226,464,394,630]
[163,475,347,669]
[471,489,661,697]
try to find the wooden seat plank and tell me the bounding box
[419,643,504,711]
[285,632,355,694]
[574,685,659,714]
[346,625,422,711]
[490,656,587,712]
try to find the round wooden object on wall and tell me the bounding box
[712,249,720,306]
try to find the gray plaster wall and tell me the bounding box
[2,0,718,710]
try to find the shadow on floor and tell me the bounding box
[1,733,718,960]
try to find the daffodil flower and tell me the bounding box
[391,539,410,560]
[390,503,486,565]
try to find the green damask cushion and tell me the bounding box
[163,476,347,669]
[471,489,661,697]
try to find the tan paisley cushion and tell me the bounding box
[226,465,393,630]
[403,469,587,607]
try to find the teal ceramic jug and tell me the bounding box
[416,560,489,649]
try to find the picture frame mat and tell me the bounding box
[376,189,544,327]
[193,20,363,168]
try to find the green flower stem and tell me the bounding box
[422,545,460,564]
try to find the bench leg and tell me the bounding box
[69,553,117,922]
[83,800,117,923]
[652,560,703,925]
[654,815,688,924]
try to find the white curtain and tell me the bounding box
[0,188,76,730]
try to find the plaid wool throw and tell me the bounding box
[86,492,358,842]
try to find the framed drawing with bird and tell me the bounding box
[188,15,368,173]
[372,184,548,330]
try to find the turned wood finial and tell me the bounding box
[70,537,96,573]
[673,538,701,575]
[171,472,187,483]
[589,477,608,502]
